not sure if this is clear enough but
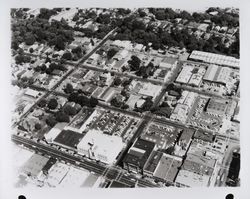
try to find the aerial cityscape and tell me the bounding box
[11,7,240,188]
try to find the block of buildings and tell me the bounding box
[153,154,182,183]
[176,65,193,84]
[21,154,49,179]
[77,129,124,164]
[122,138,155,174]
[143,151,163,176]
[189,50,239,69]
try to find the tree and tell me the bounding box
[89,97,99,107]
[121,104,129,109]
[113,77,122,86]
[63,104,77,116]
[34,123,41,131]
[29,48,34,53]
[107,48,118,59]
[72,46,82,54]
[138,9,147,17]
[38,99,47,108]
[68,92,79,103]
[24,33,36,45]
[142,97,153,111]
[47,98,58,110]
[132,20,146,30]
[110,97,122,107]
[77,95,90,106]
[15,54,31,64]
[40,64,47,72]
[155,10,165,20]
[128,55,141,71]
[90,38,95,46]
[64,83,74,94]
[55,111,70,123]
[62,51,72,60]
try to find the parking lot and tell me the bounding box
[187,96,222,131]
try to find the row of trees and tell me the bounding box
[34,62,66,74]
[68,92,99,107]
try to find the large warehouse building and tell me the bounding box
[77,129,124,165]
[189,50,239,69]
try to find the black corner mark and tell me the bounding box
[18,195,26,199]
[226,193,234,199]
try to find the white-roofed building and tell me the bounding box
[170,104,189,123]
[44,122,68,143]
[58,167,89,188]
[138,83,162,100]
[113,49,129,61]
[189,50,239,69]
[215,67,231,85]
[203,64,219,82]
[183,92,197,108]
[24,88,41,98]
[176,169,210,187]
[77,129,124,164]
[176,65,193,84]
[177,90,189,104]
[45,162,70,187]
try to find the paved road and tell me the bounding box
[12,134,160,188]
[12,28,117,129]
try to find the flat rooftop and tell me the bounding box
[143,151,163,174]
[153,154,182,182]
[194,130,214,143]
[123,138,155,169]
[54,129,85,148]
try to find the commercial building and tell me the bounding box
[189,50,239,69]
[58,167,90,188]
[21,154,49,179]
[176,65,193,84]
[53,129,85,149]
[188,67,206,87]
[216,67,231,85]
[123,138,155,174]
[113,49,129,61]
[153,154,182,183]
[206,98,229,115]
[24,88,41,98]
[159,57,177,69]
[175,129,194,156]
[44,123,67,143]
[45,162,70,187]
[111,40,133,50]
[141,123,179,150]
[143,151,163,176]
[170,104,189,123]
[183,92,197,108]
[203,64,219,82]
[175,169,210,187]
[77,129,124,164]
[138,83,162,100]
